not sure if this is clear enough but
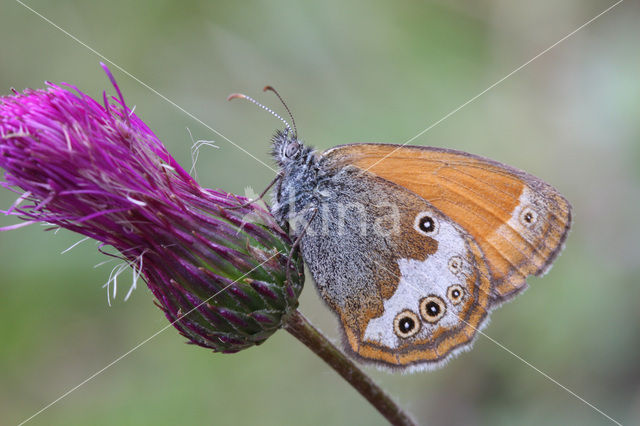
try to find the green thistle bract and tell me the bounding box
[0,66,304,353]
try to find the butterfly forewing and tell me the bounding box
[324,144,572,304]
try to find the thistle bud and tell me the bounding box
[0,67,304,353]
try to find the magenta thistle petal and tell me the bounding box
[0,69,304,353]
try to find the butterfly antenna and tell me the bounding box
[263,86,297,138]
[227,92,293,135]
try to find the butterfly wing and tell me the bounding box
[298,164,492,370]
[323,144,572,304]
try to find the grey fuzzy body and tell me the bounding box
[271,131,393,312]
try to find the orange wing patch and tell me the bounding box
[325,144,572,304]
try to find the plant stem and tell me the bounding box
[284,310,416,426]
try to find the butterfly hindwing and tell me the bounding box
[296,164,492,369]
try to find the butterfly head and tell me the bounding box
[271,128,305,166]
[227,87,319,228]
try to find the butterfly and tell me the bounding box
[232,89,572,372]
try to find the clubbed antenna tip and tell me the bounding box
[227,93,247,102]
[263,86,297,138]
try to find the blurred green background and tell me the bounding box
[1,1,639,425]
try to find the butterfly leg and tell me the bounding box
[226,173,282,210]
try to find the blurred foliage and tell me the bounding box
[1,0,639,425]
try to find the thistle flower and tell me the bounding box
[0,66,304,353]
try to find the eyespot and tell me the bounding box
[284,142,300,158]
[420,296,446,323]
[393,310,421,338]
[447,285,464,305]
[519,206,538,228]
[448,256,463,275]
[414,212,439,236]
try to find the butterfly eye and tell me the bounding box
[448,256,463,275]
[393,310,421,338]
[414,212,439,236]
[284,142,300,158]
[447,285,464,305]
[519,206,538,228]
[420,296,446,323]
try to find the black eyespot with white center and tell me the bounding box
[519,206,538,228]
[393,310,421,338]
[447,284,464,305]
[420,296,446,323]
[284,141,300,159]
[414,211,439,236]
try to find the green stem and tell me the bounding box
[284,310,416,426]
